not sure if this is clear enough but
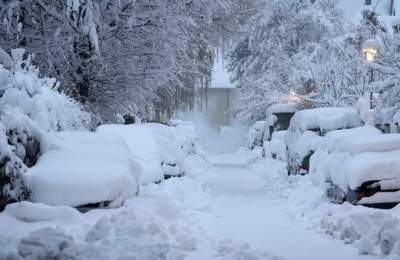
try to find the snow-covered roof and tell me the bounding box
[268,103,298,114]
[210,50,234,89]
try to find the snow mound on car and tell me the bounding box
[3,201,82,223]
[289,107,361,133]
[97,122,198,184]
[24,131,141,207]
[97,124,165,184]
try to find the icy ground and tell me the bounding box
[1,151,400,259]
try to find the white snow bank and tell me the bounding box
[289,107,361,133]
[24,131,141,207]
[319,205,400,256]
[17,227,79,259]
[3,202,82,223]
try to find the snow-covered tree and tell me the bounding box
[0,0,247,123]
[227,0,353,122]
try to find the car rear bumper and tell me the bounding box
[326,181,400,209]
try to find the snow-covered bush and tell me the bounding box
[0,51,90,131]
[245,121,266,150]
[0,120,31,205]
[168,119,198,156]
[17,227,80,259]
[0,49,90,205]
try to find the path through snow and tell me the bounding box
[186,154,377,260]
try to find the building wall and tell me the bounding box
[198,87,238,127]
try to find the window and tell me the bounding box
[365,0,372,5]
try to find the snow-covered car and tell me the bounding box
[97,123,192,184]
[311,130,400,208]
[264,130,288,161]
[265,103,298,141]
[285,107,362,175]
[24,132,141,209]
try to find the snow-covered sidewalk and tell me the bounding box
[185,156,376,260]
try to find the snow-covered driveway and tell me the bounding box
[187,154,377,260]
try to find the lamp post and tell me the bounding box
[362,41,378,109]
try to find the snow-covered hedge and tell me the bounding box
[0,49,90,204]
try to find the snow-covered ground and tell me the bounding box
[2,125,400,259]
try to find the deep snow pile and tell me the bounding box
[0,49,89,204]
[254,157,400,259]
[97,121,198,184]
[24,132,141,207]
[0,155,210,260]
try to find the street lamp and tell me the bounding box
[362,39,379,109]
[362,47,378,62]
[281,89,301,103]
